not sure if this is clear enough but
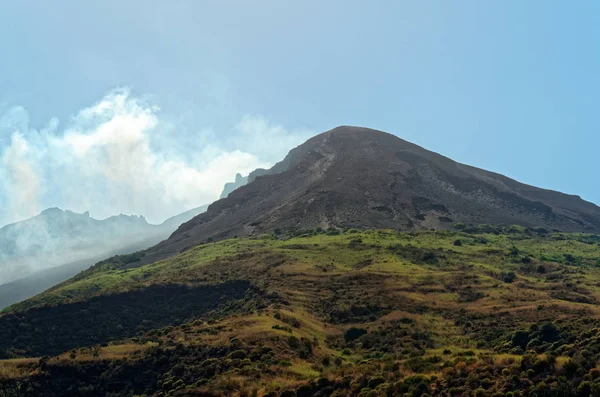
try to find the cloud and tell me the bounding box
[0,132,43,223]
[0,89,313,226]
[233,114,314,163]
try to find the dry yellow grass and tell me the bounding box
[52,342,157,362]
[494,353,521,366]
[0,358,38,379]
[556,356,571,369]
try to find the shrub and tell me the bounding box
[458,287,485,302]
[368,376,385,389]
[272,324,292,332]
[282,315,301,328]
[564,254,577,263]
[288,336,300,349]
[421,251,438,264]
[501,271,517,283]
[577,381,591,396]
[344,327,368,342]
[474,389,486,397]
[228,350,247,360]
[537,264,546,273]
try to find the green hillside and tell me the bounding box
[2,226,600,396]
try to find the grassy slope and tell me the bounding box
[9,227,600,312]
[2,226,600,396]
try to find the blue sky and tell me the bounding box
[0,1,598,226]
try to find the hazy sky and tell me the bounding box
[0,1,598,227]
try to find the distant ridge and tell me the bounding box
[0,205,208,309]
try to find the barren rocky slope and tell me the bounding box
[142,126,600,265]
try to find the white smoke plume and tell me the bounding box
[0,88,313,227]
[1,133,43,223]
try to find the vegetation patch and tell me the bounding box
[2,228,600,395]
[0,281,261,358]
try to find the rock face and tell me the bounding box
[142,126,600,264]
[220,173,248,198]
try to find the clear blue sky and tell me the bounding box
[0,1,598,225]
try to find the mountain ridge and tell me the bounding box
[0,205,208,309]
[139,126,600,265]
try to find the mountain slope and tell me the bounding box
[3,127,600,396]
[3,227,600,396]
[141,126,600,264]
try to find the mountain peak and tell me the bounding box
[140,127,600,265]
[317,125,408,141]
[40,207,64,215]
[220,173,249,199]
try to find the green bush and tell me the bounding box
[344,327,367,342]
